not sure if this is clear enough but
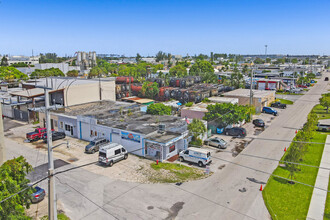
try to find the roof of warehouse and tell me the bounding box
[146,131,183,144]
[53,100,137,117]
[10,88,63,98]
[23,77,115,90]
[223,88,275,98]
[98,113,187,135]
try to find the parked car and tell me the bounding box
[224,127,247,137]
[325,77,329,81]
[85,138,109,154]
[262,107,278,116]
[31,186,46,203]
[317,123,330,132]
[179,147,212,167]
[271,102,287,109]
[98,143,128,167]
[43,131,66,143]
[297,84,307,88]
[253,119,265,127]
[26,128,52,142]
[205,137,227,149]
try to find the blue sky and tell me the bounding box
[1,0,330,56]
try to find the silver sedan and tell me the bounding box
[205,137,227,149]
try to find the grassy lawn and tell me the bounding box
[275,98,294,105]
[41,213,70,220]
[312,104,330,119]
[276,92,303,95]
[149,162,208,183]
[263,132,327,220]
[324,175,330,220]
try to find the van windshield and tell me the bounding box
[99,152,106,158]
[207,152,211,158]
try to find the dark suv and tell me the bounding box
[224,127,247,137]
[85,138,109,154]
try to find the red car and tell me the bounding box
[297,84,307,88]
[26,128,53,142]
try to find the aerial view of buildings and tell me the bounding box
[1,0,330,220]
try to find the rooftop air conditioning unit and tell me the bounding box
[158,124,165,133]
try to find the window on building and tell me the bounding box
[115,149,121,155]
[65,124,71,131]
[54,120,58,127]
[90,130,93,136]
[94,131,97,136]
[60,122,63,129]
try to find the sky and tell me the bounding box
[1,0,330,56]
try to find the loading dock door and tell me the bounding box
[258,82,266,90]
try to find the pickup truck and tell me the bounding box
[26,128,50,142]
[271,102,287,109]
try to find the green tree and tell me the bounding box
[254,58,264,64]
[0,67,28,81]
[176,60,191,68]
[146,103,171,115]
[88,66,104,78]
[320,93,330,113]
[188,119,207,141]
[155,51,166,62]
[141,82,159,99]
[30,68,64,79]
[242,65,249,75]
[136,53,142,63]
[266,58,271,63]
[169,65,187,77]
[292,58,298,64]
[230,68,244,88]
[203,103,250,126]
[67,70,79,77]
[0,156,33,219]
[1,56,9,66]
[189,60,214,76]
[201,72,218,83]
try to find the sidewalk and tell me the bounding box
[307,135,330,220]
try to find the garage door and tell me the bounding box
[268,82,276,90]
[258,82,266,90]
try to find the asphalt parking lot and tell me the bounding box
[199,106,288,173]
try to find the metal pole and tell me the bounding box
[250,67,254,119]
[45,89,57,220]
[250,68,254,106]
[0,104,6,165]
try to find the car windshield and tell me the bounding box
[219,139,226,143]
[90,141,96,145]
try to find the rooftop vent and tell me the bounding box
[158,124,166,133]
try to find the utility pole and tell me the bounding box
[45,89,57,220]
[250,67,254,119]
[0,104,6,165]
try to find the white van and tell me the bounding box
[179,147,212,167]
[98,143,128,167]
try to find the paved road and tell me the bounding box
[5,73,329,220]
